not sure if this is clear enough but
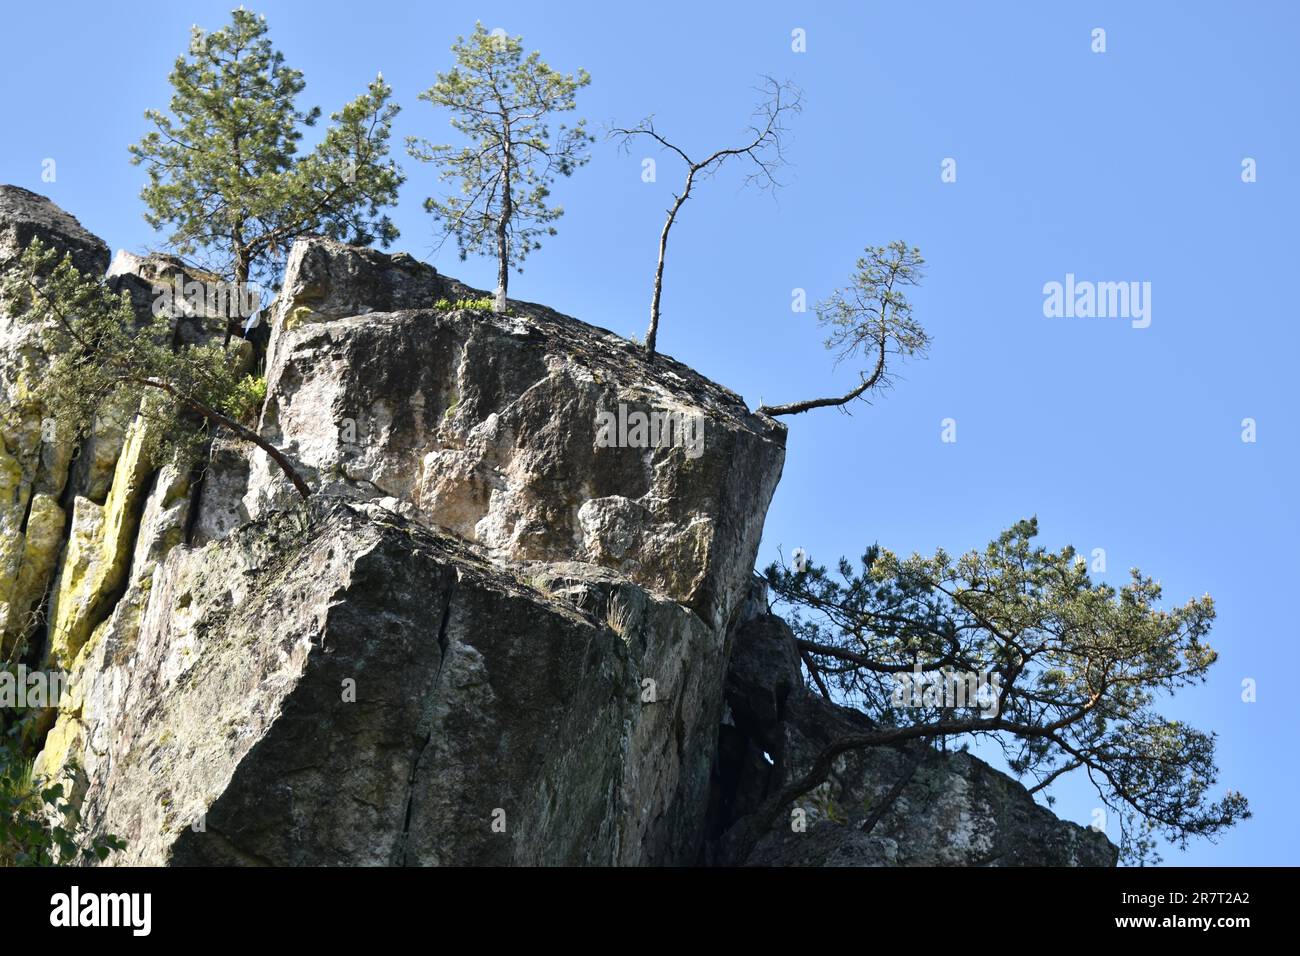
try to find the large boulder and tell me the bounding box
[270,237,450,330]
[245,236,787,633]
[4,194,1117,868]
[713,609,1120,866]
[54,498,726,866]
[20,222,785,869]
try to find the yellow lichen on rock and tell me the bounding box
[32,705,84,783]
[35,456,195,810]
[1,493,66,652]
[77,391,138,503]
[45,415,155,669]
[284,304,323,330]
[0,433,31,646]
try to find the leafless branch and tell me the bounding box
[609,77,803,358]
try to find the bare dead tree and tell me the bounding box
[611,77,802,359]
[758,241,931,417]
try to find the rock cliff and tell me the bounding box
[0,186,1117,866]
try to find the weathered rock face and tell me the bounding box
[190,436,252,546]
[2,211,784,866]
[270,237,450,332]
[105,249,241,348]
[3,189,1116,868]
[44,417,155,670]
[712,609,1119,866]
[59,499,724,865]
[243,237,786,634]
[0,190,243,658]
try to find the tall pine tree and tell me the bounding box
[130,8,403,336]
[407,24,592,313]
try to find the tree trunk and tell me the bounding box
[495,134,513,314]
[719,716,994,865]
[757,334,888,417]
[192,396,311,499]
[859,744,928,836]
[494,227,508,313]
[225,249,250,347]
[129,377,312,499]
[645,171,694,360]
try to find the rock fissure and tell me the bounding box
[397,580,456,866]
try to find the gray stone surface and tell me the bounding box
[58,499,725,866]
[0,185,109,279]
[190,436,252,547]
[106,249,239,346]
[271,236,449,328]
[245,236,787,633]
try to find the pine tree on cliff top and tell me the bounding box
[130,8,403,338]
[407,23,593,314]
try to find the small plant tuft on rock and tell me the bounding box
[433,295,495,313]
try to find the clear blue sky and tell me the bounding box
[2,1,1296,865]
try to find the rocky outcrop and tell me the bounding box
[712,607,1119,866]
[0,190,252,661]
[244,236,785,634]
[269,237,451,331]
[6,214,786,866]
[105,249,241,348]
[54,498,725,865]
[2,188,1116,868]
[0,185,109,278]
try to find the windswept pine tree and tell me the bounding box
[740,519,1249,865]
[759,242,931,417]
[130,8,403,337]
